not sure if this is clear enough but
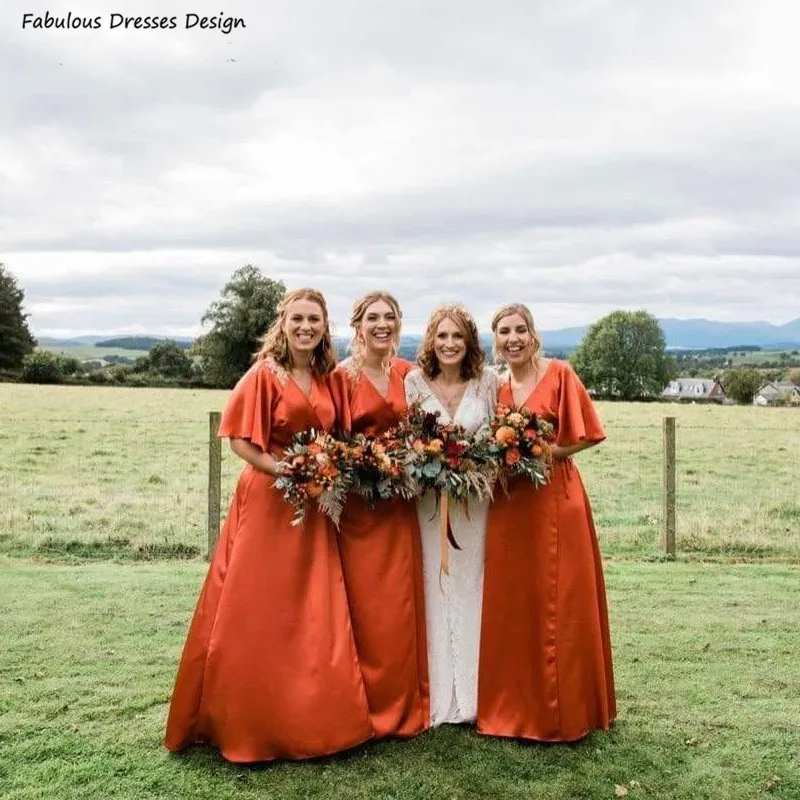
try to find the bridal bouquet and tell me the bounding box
[345,430,417,508]
[275,430,355,527]
[396,402,494,503]
[476,404,554,493]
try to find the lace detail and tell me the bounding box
[405,367,497,725]
[262,356,289,386]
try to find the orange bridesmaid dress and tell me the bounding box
[330,358,430,738]
[477,359,616,742]
[164,359,373,762]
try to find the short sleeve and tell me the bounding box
[556,363,606,448]
[393,357,415,381]
[403,369,425,405]
[328,368,353,436]
[218,361,277,450]
[480,367,499,413]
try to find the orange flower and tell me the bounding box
[350,446,364,460]
[412,439,426,454]
[427,439,444,453]
[306,482,324,498]
[495,426,517,445]
[531,444,543,457]
[307,443,322,456]
[505,447,521,466]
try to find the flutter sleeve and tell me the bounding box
[218,361,276,451]
[403,369,425,405]
[327,367,353,436]
[556,362,607,448]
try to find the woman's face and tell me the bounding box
[359,300,398,355]
[283,298,326,357]
[494,312,533,366]
[433,316,467,370]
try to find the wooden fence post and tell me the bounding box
[207,411,222,560]
[662,416,676,558]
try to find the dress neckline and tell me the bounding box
[419,374,474,424]
[507,360,554,409]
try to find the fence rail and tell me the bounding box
[205,413,681,560]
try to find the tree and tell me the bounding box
[195,265,285,387]
[723,368,763,404]
[787,368,800,387]
[0,263,36,371]
[148,339,193,379]
[570,310,674,400]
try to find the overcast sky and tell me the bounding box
[2,0,799,337]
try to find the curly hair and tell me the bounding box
[417,304,485,380]
[490,303,542,368]
[255,288,337,377]
[347,291,403,377]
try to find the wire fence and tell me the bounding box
[1,384,798,561]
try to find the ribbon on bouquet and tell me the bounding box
[436,490,470,584]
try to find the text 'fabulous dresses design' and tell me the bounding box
[329,358,430,738]
[164,359,372,763]
[478,359,616,742]
[404,366,498,726]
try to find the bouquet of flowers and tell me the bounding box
[274,430,354,527]
[476,404,554,493]
[397,402,494,504]
[345,430,417,508]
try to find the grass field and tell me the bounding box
[1,560,798,800]
[2,383,799,798]
[1,384,798,561]
[41,344,147,363]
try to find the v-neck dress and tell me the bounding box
[404,366,498,726]
[164,359,372,762]
[477,359,616,742]
[330,358,430,738]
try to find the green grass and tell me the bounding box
[1,560,797,800]
[41,344,149,362]
[1,385,798,561]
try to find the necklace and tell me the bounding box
[433,376,467,416]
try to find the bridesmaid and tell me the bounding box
[477,302,616,742]
[164,288,372,762]
[330,291,429,738]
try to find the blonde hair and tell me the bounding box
[255,288,337,377]
[417,304,485,380]
[490,303,542,368]
[348,291,402,376]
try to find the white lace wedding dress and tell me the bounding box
[404,366,498,726]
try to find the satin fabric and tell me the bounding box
[164,361,372,762]
[330,358,430,737]
[477,359,616,742]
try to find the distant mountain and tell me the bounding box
[95,336,193,350]
[539,318,800,350]
[36,317,800,355]
[37,335,195,349]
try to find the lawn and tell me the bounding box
[1,384,798,561]
[1,560,798,800]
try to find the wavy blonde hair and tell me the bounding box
[255,288,337,377]
[490,303,542,369]
[417,304,485,380]
[347,291,402,376]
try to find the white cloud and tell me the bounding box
[2,0,800,336]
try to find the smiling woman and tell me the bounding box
[164,287,373,763]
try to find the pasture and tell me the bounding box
[1,383,799,799]
[1,384,798,562]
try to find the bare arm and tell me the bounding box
[229,438,284,476]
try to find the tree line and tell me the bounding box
[1,261,798,401]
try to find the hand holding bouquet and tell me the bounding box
[346,431,417,508]
[398,402,493,503]
[275,430,354,527]
[478,404,554,493]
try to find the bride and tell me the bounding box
[404,304,497,726]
